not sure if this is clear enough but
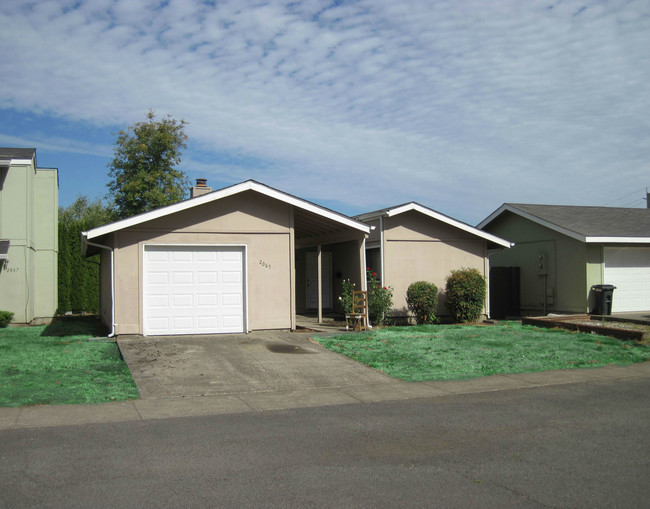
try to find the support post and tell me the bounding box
[317,245,322,324]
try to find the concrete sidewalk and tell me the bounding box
[1,361,648,431]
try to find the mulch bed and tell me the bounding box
[522,315,648,342]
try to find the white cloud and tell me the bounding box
[0,0,649,222]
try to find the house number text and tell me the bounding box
[259,260,271,269]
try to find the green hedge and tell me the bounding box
[57,220,100,314]
[406,281,439,324]
[445,268,486,323]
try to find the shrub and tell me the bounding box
[406,281,439,324]
[0,310,14,328]
[367,268,393,326]
[338,279,355,314]
[445,268,486,323]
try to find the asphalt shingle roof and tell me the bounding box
[507,203,650,238]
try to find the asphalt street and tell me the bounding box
[1,377,648,508]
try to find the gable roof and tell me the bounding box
[83,179,370,242]
[478,203,650,243]
[356,202,512,248]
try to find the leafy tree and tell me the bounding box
[58,197,113,314]
[59,195,114,225]
[107,111,190,219]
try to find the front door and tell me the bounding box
[306,251,332,309]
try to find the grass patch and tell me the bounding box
[315,322,650,382]
[0,317,139,407]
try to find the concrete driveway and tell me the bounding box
[117,330,400,399]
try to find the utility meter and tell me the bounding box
[536,253,548,275]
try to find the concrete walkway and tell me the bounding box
[1,331,648,430]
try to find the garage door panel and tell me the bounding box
[197,271,218,284]
[221,271,242,284]
[222,293,242,306]
[147,294,169,308]
[172,294,193,307]
[147,271,169,285]
[604,247,650,313]
[144,246,245,335]
[197,294,218,306]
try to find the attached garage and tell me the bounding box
[82,180,369,336]
[479,203,650,316]
[143,245,246,335]
[604,247,650,312]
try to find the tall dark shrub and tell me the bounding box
[445,268,486,323]
[406,281,438,324]
[58,197,111,315]
[57,222,72,313]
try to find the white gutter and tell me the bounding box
[82,236,116,338]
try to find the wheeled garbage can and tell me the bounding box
[591,284,616,315]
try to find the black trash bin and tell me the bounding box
[591,284,616,315]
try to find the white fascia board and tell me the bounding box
[251,182,369,233]
[85,180,369,240]
[8,159,33,165]
[387,203,512,248]
[586,237,650,244]
[478,204,586,243]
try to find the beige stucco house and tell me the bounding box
[356,203,511,319]
[0,148,58,324]
[82,180,369,336]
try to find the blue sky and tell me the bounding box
[1,0,648,224]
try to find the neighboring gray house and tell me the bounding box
[479,203,650,316]
[0,148,59,324]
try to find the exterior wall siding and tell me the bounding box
[382,211,487,317]
[0,157,58,324]
[484,211,590,314]
[110,193,293,334]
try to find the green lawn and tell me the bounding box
[315,322,650,382]
[0,318,139,407]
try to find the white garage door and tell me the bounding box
[603,247,650,312]
[144,245,245,335]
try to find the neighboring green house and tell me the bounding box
[478,203,650,317]
[0,148,58,324]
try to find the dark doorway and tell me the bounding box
[490,266,520,319]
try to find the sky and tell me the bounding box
[1,0,649,225]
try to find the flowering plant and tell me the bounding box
[338,269,393,325]
[366,268,393,325]
[338,279,355,314]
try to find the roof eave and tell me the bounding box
[361,202,511,248]
[586,237,650,244]
[478,204,586,243]
[85,180,369,240]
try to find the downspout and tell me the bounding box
[82,235,116,337]
[379,215,385,286]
